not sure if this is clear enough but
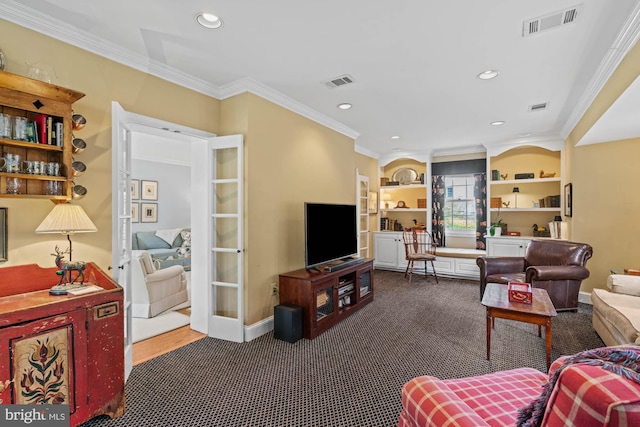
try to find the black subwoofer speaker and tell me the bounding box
[274,304,303,343]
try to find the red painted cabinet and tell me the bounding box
[0,263,125,426]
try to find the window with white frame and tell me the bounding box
[444,175,475,233]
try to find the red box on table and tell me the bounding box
[508,281,532,304]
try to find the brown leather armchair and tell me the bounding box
[476,239,593,311]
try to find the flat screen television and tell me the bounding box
[304,202,358,270]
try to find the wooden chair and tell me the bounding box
[402,229,438,284]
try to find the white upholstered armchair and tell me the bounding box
[131,250,188,318]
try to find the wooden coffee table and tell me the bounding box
[481,283,557,370]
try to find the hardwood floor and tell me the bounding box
[132,308,206,366]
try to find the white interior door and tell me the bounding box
[191,135,244,342]
[357,171,370,258]
[111,101,134,380]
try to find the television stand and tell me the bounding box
[279,259,374,339]
[323,257,365,272]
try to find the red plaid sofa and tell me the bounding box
[399,353,640,427]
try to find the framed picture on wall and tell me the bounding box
[141,180,158,200]
[564,183,572,217]
[132,203,139,223]
[131,179,139,200]
[141,203,158,223]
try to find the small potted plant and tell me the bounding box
[489,217,506,236]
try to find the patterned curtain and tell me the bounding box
[431,175,446,247]
[474,172,487,250]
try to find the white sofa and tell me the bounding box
[592,274,640,346]
[132,250,188,318]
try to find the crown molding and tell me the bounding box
[0,1,360,141]
[354,144,379,160]
[561,1,640,138]
[219,78,360,140]
[0,2,221,98]
[484,136,564,157]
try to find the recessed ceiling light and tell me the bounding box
[392,148,401,152]
[477,70,500,80]
[337,103,352,110]
[490,121,505,126]
[390,135,400,139]
[517,133,532,137]
[196,13,223,29]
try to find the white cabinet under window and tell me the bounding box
[374,231,480,279]
[486,236,531,256]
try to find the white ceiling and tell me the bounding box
[3,0,640,160]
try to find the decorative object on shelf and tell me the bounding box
[564,183,572,217]
[515,173,534,179]
[500,173,508,180]
[502,200,510,208]
[25,62,57,84]
[412,219,425,228]
[490,197,502,208]
[382,193,392,209]
[491,170,500,181]
[71,113,86,130]
[532,223,550,237]
[540,170,556,178]
[395,200,409,209]
[489,211,506,236]
[35,202,98,294]
[380,177,389,186]
[72,183,87,199]
[71,137,86,154]
[512,187,519,208]
[141,180,158,200]
[392,167,419,185]
[368,191,378,214]
[417,198,426,208]
[532,201,539,208]
[0,48,5,71]
[71,160,86,176]
[141,203,158,223]
[549,215,562,239]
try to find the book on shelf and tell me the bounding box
[46,116,53,145]
[54,121,64,146]
[34,114,47,144]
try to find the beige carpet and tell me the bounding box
[132,310,190,343]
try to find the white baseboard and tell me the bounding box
[244,315,273,342]
[579,290,592,305]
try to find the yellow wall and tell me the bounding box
[0,20,219,270]
[566,40,640,293]
[220,93,364,324]
[1,20,377,328]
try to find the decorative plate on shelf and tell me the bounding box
[392,167,419,185]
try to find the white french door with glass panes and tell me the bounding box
[191,135,245,342]
[357,172,369,258]
[111,102,134,380]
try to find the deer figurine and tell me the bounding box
[52,245,86,286]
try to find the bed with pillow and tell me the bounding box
[592,273,640,346]
[132,228,191,270]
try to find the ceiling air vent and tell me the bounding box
[523,5,582,37]
[324,74,355,88]
[529,102,549,112]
